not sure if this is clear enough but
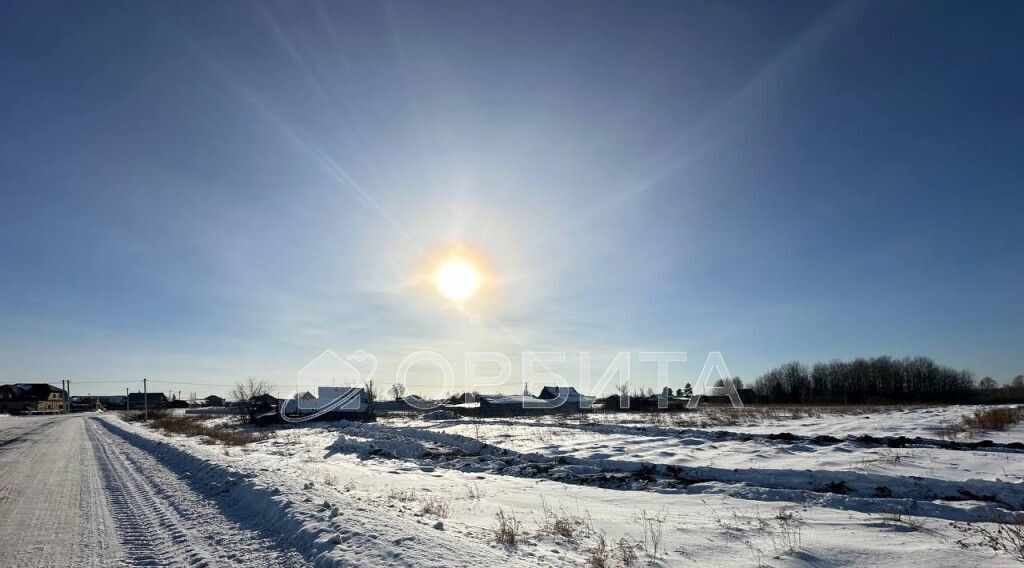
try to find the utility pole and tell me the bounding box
[67,379,71,414]
[143,378,148,420]
[61,380,65,413]
[125,387,129,412]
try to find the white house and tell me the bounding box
[281,386,368,414]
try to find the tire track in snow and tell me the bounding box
[98,417,547,568]
[86,419,309,567]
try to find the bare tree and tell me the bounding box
[979,377,999,390]
[230,376,272,405]
[616,381,631,409]
[388,383,406,401]
[364,379,379,404]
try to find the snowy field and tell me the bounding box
[1,406,1022,566]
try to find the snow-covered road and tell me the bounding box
[0,415,119,567]
[0,415,308,567]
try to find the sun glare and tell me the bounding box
[434,257,482,301]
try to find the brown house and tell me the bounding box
[202,395,225,407]
[127,392,168,410]
[0,383,66,413]
[70,396,104,412]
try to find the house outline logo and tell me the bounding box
[296,349,377,389]
[283,349,378,423]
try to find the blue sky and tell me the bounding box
[1,1,1021,396]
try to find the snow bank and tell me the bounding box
[96,417,533,567]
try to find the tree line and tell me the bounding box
[753,356,1023,404]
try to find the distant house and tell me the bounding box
[69,396,103,412]
[292,391,318,411]
[249,387,371,425]
[247,394,281,425]
[97,395,127,410]
[250,393,280,406]
[317,387,369,412]
[127,392,168,410]
[637,393,687,410]
[374,394,434,413]
[203,395,225,407]
[479,394,537,409]
[280,387,369,415]
[479,394,546,416]
[0,384,15,411]
[477,388,595,417]
[538,386,593,404]
[0,383,66,413]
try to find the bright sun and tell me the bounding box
[434,257,482,301]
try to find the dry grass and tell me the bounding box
[962,407,1024,431]
[633,508,668,559]
[767,509,803,554]
[953,512,1024,565]
[540,498,592,542]
[419,495,451,518]
[465,483,484,501]
[942,407,1024,439]
[713,505,803,561]
[853,447,909,470]
[140,413,272,446]
[387,488,418,502]
[586,533,609,567]
[495,509,523,547]
[615,537,639,566]
[873,510,924,530]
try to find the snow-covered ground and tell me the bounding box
[391,405,1024,486]
[0,406,1021,566]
